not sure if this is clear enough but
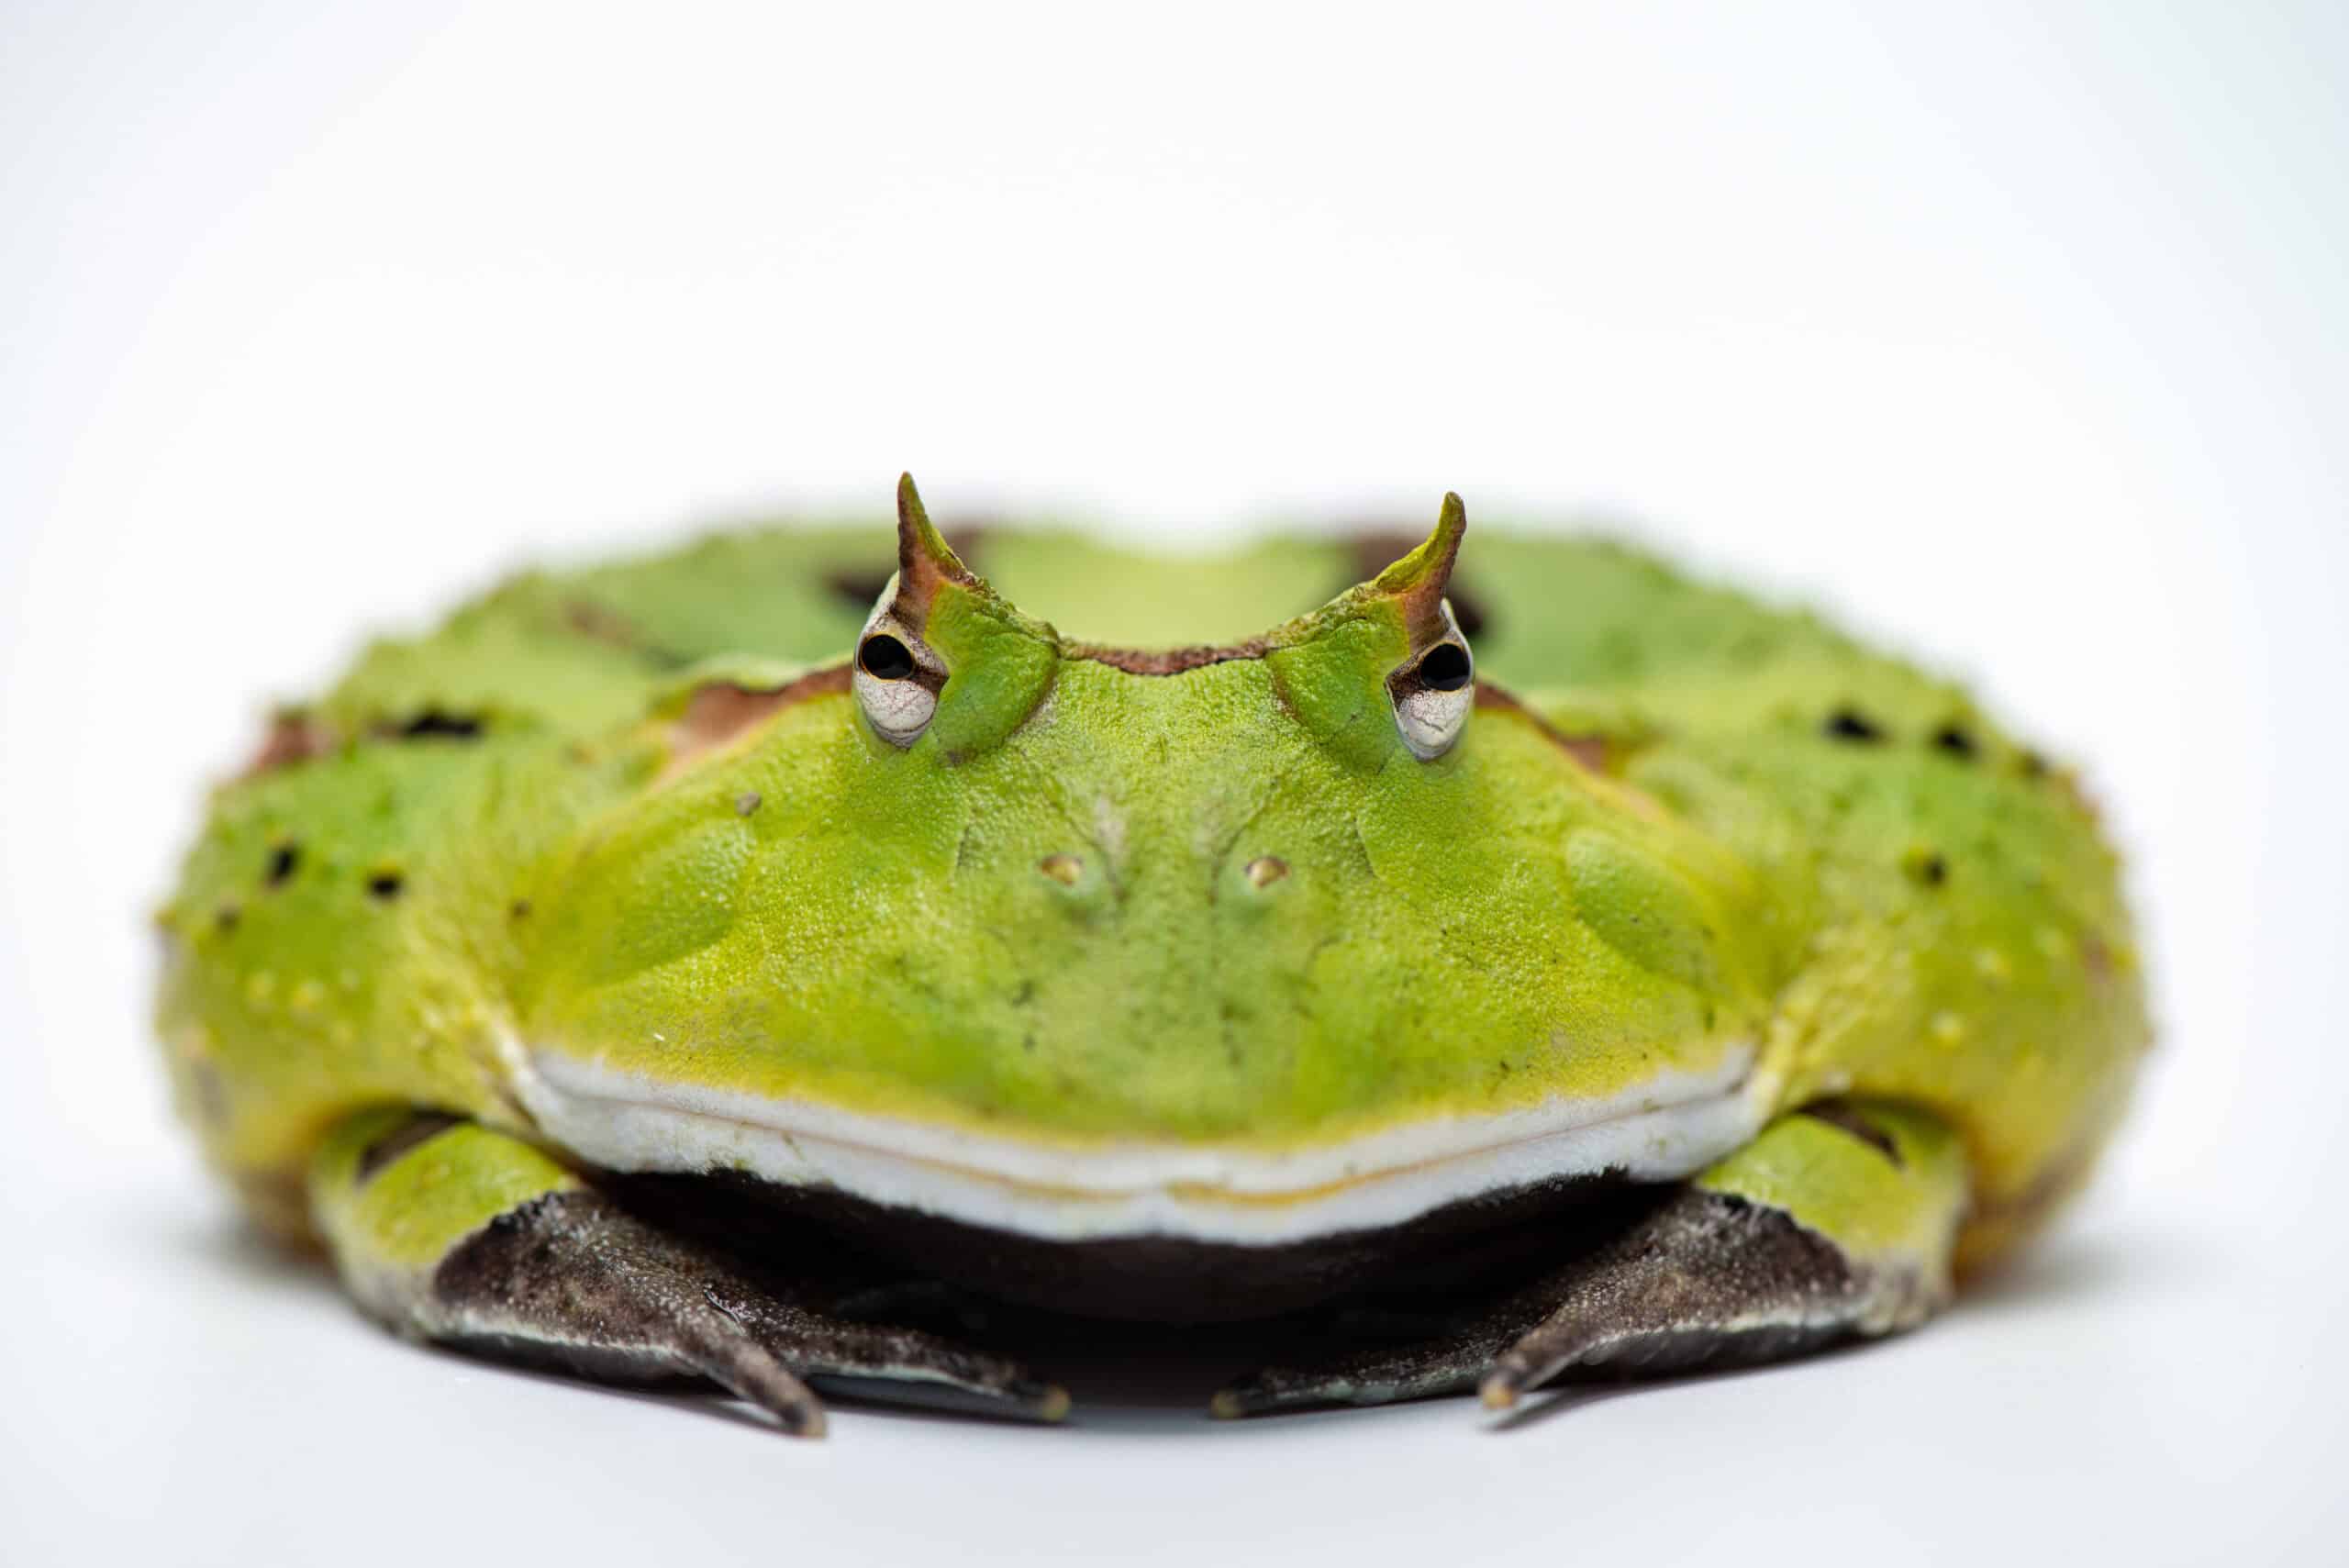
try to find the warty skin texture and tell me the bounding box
[155,486,2147,1272]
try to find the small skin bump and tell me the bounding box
[1932,1011,1966,1046]
[1244,856,1290,890]
[1039,854,1085,886]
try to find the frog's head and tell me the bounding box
[510,479,1782,1248]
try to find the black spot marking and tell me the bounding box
[1931,723,1979,760]
[264,842,301,888]
[1417,643,1473,693]
[1905,851,1949,887]
[735,792,763,817]
[510,898,533,920]
[355,1111,463,1184]
[2018,749,2049,778]
[859,634,917,681]
[367,871,406,901]
[1822,706,1885,743]
[214,904,241,933]
[1798,1103,1905,1167]
[397,710,485,740]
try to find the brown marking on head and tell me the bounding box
[241,711,338,778]
[1065,637,1274,675]
[1471,684,1610,773]
[661,665,854,781]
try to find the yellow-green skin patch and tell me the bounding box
[156,518,2148,1263]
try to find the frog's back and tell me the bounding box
[157,516,2146,1262]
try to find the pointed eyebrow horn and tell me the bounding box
[1368,492,1468,649]
[890,473,978,627]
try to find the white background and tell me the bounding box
[4,4,2343,1563]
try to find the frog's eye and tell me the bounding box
[852,595,947,746]
[1386,602,1475,760]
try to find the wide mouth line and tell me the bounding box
[517,1044,1759,1203]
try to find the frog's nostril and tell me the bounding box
[1243,856,1289,890]
[1038,854,1085,886]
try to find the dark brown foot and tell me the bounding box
[1216,1104,1967,1418]
[310,1110,1068,1438]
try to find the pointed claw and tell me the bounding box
[709,1281,1069,1425]
[679,1313,830,1437]
[1477,1333,1587,1407]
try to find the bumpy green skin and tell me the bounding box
[156,510,2147,1268]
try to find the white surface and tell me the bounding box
[2,4,2343,1564]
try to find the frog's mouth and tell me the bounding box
[507,1042,1768,1248]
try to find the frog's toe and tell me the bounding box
[309,1109,1063,1435]
[1218,1103,1972,1421]
[1475,1104,1967,1407]
[434,1185,834,1436]
[711,1280,1071,1423]
[1211,1340,1493,1418]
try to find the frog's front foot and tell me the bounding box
[310,1109,1068,1438]
[1215,1103,1969,1418]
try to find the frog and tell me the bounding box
[153,476,2149,1436]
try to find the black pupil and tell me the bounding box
[860,634,916,681]
[1417,643,1472,692]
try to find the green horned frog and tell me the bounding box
[155,479,2148,1434]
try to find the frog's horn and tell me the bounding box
[1370,492,1467,649]
[892,473,976,626]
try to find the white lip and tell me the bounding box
[507,1043,1766,1246]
